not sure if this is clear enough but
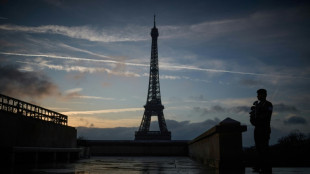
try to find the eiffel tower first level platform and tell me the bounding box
[135,15,171,140]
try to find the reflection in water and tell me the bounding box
[29,156,221,174]
[27,156,310,174]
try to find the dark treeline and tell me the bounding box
[243,131,310,167]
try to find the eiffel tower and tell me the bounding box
[135,16,171,140]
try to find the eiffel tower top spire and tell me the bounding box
[151,15,159,38]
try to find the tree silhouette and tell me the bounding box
[278,130,306,145]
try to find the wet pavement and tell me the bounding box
[30,156,211,174]
[28,156,310,174]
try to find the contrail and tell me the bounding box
[1,52,309,79]
[0,52,148,67]
[161,64,307,79]
[59,43,114,60]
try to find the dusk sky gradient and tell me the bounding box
[1,0,310,146]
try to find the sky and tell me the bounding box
[1,0,310,146]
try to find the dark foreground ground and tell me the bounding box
[12,156,310,174]
[243,132,310,167]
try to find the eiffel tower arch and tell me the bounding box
[135,16,171,140]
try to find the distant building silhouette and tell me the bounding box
[0,93,78,172]
[135,15,171,140]
[0,93,67,125]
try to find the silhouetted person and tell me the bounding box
[250,89,273,173]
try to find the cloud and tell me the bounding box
[163,6,309,43]
[160,75,181,80]
[229,106,250,113]
[62,107,144,115]
[64,88,83,94]
[63,87,115,101]
[168,119,220,140]
[1,5,307,45]
[17,60,141,77]
[188,95,208,102]
[76,118,220,140]
[284,116,307,125]
[0,64,59,99]
[193,106,226,116]
[160,63,310,80]
[1,52,147,68]
[158,18,248,41]
[0,24,147,42]
[76,96,115,100]
[63,88,83,99]
[59,43,114,60]
[78,117,95,128]
[0,64,120,101]
[273,103,299,113]
[77,127,138,140]
[144,73,208,83]
[193,105,245,115]
[192,102,299,116]
[3,51,308,80]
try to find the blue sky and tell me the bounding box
[1,0,310,146]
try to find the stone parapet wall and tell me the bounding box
[80,140,188,156]
[188,117,247,169]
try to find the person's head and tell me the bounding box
[257,89,267,101]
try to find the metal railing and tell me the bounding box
[0,93,67,126]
